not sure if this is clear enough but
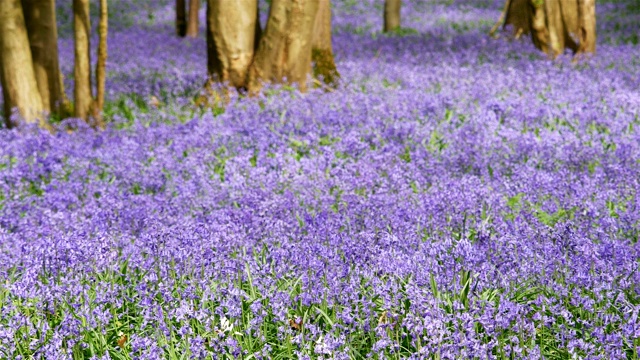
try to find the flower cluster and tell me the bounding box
[1,0,639,359]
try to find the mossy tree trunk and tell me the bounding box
[186,0,199,38]
[206,0,258,89]
[0,0,44,127]
[312,0,339,87]
[22,0,70,118]
[500,0,596,58]
[384,0,401,32]
[73,0,93,121]
[248,0,319,93]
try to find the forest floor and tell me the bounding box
[1,0,640,358]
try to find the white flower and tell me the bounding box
[314,335,332,356]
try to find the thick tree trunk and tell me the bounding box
[254,1,262,49]
[186,0,199,38]
[73,0,93,121]
[22,0,69,117]
[384,0,401,32]
[0,0,44,126]
[248,0,319,93]
[206,0,258,89]
[501,0,531,38]
[577,0,596,53]
[95,0,107,127]
[176,0,187,37]
[502,0,596,58]
[312,0,339,87]
[205,1,217,84]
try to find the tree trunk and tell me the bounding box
[206,0,258,89]
[248,0,319,93]
[176,0,187,37]
[95,0,107,127]
[73,0,93,121]
[254,1,262,49]
[0,0,44,127]
[312,0,339,87]
[502,0,531,38]
[22,0,69,118]
[384,0,401,32]
[502,0,596,58]
[577,0,596,53]
[186,0,199,38]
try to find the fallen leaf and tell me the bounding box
[289,318,302,331]
[117,334,128,349]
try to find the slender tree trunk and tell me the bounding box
[248,0,319,93]
[176,0,187,37]
[95,0,107,127]
[186,0,199,38]
[0,0,44,126]
[502,0,596,58]
[22,0,69,118]
[312,0,339,87]
[73,0,93,121]
[206,0,258,89]
[384,0,401,32]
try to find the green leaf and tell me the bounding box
[506,193,524,212]
[399,146,412,163]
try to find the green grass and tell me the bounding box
[2,245,638,359]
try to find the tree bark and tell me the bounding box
[312,0,339,87]
[502,0,596,58]
[206,0,258,89]
[254,1,262,49]
[384,0,401,33]
[22,0,69,118]
[577,0,596,53]
[0,0,44,126]
[95,0,107,127]
[186,0,199,38]
[529,0,549,52]
[176,0,187,37]
[248,0,319,93]
[73,0,93,121]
